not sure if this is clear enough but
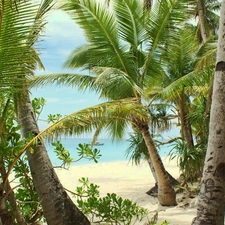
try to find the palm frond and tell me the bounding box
[156,67,213,100]
[143,0,190,79]
[0,0,54,93]
[125,131,149,165]
[93,66,143,99]
[62,44,95,70]
[61,0,136,76]
[195,40,217,72]
[30,73,96,92]
[36,98,149,141]
[113,0,145,46]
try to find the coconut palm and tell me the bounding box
[148,26,198,149]
[148,24,217,183]
[30,0,193,206]
[0,1,90,224]
[151,24,216,148]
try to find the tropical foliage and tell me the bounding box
[27,0,221,205]
[74,177,149,225]
[30,0,196,206]
[0,0,224,223]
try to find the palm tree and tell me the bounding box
[150,24,217,182]
[30,0,192,206]
[192,1,225,223]
[153,24,217,148]
[125,128,179,196]
[147,26,198,150]
[191,0,220,117]
[0,1,90,224]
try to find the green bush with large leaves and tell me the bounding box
[74,177,149,225]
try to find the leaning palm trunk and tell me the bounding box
[192,2,225,224]
[134,119,177,206]
[146,158,179,196]
[16,91,90,225]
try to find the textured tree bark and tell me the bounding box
[17,91,90,225]
[134,119,177,206]
[192,2,225,224]
[141,126,177,206]
[146,158,179,196]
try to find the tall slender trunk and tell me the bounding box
[196,0,207,42]
[192,2,225,224]
[16,91,90,225]
[134,119,176,206]
[196,0,214,121]
[177,93,194,149]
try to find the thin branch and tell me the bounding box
[154,137,182,145]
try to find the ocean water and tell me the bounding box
[45,137,173,167]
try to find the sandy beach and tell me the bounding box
[55,157,198,225]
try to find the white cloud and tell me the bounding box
[44,9,84,40]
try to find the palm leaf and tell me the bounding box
[194,39,217,72]
[26,98,149,142]
[155,68,214,100]
[143,0,189,80]
[93,66,143,99]
[61,0,136,77]
[30,73,97,92]
[113,0,145,46]
[0,0,54,93]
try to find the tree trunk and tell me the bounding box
[146,158,179,196]
[136,120,177,206]
[192,2,225,224]
[177,93,194,150]
[196,0,207,42]
[16,91,90,225]
[0,158,26,225]
[0,195,15,225]
[144,0,152,10]
[196,0,214,125]
[142,127,177,206]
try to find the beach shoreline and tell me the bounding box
[55,157,198,225]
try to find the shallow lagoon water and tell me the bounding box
[46,137,173,166]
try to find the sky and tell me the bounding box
[32,9,103,131]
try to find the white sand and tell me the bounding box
[55,157,198,225]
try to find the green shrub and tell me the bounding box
[74,177,149,225]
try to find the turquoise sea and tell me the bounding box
[45,137,173,167]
